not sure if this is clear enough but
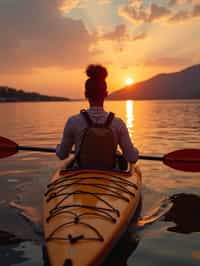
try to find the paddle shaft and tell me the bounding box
[18,146,56,153]
[139,155,162,161]
[17,148,198,163]
[18,145,163,160]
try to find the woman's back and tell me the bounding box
[56,64,139,167]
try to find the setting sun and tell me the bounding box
[125,77,134,86]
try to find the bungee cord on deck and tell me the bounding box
[45,171,138,243]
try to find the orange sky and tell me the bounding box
[0,0,200,98]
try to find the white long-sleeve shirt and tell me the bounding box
[56,106,139,163]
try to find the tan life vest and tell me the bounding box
[78,110,116,169]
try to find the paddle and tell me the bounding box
[0,136,200,172]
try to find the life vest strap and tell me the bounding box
[80,109,115,127]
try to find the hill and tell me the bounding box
[0,86,69,102]
[109,64,200,100]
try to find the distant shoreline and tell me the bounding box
[0,98,85,103]
[0,86,70,102]
[0,98,200,103]
[0,100,69,103]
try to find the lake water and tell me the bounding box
[0,100,200,266]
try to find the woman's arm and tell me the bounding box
[56,118,74,160]
[118,119,139,163]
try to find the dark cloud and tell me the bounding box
[148,4,171,22]
[119,1,200,24]
[169,10,190,22]
[168,0,178,6]
[0,0,94,73]
[169,4,200,22]
[132,32,147,41]
[118,5,147,23]
[118,3,170,23]
[101,24,147,43]
[102,24,127,41]
[193,4,200,17]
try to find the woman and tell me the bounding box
[56,64,139,169]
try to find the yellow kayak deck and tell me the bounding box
[43,157,142,266]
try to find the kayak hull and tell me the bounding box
[43,155,142,266]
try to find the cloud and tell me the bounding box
[169,4,200,22]
[118,4,147,23]
[0,0,94,74]
[118,2,171,23]
[59,0,82,13]
[168,0,188,5]
[132,32,147,41]
[193,4,200,17]
[119,0,200,24]
[59,0,111,13]
[144,56,195,68]
[59,0,91,13]
[128,0,143,9]
[101,24,147,44]
[168,0,178,6]
[97,0,112,4]
[148,4,171,22]
[169,10,190,22]
[102,24,127,41]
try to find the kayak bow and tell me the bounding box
[43,155,142,266]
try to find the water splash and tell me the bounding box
[137,197,173,228]
[9,201,44,244]
[9,201,41,225]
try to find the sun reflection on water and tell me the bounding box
[126,100,135,138]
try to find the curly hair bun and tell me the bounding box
[86,64,108,80]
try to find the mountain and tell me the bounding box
[109,65,200,100]
[0,86,70,102]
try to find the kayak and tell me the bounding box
[43,154,142,266]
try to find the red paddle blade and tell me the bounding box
[164,149,200,172]
[0,137,18,158]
